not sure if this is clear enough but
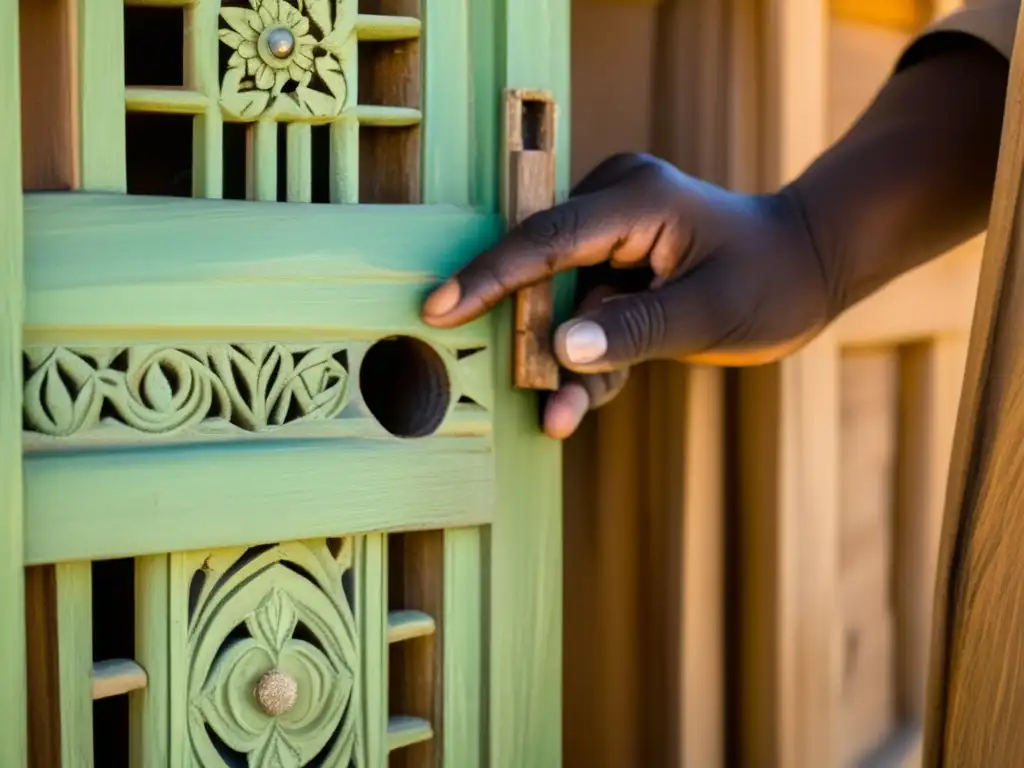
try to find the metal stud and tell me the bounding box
[266,27,295,59]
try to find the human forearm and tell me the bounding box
[789,34,1009,316]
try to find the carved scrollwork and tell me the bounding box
[188,539,359,766]
[219,0,354,120]
[23,344,350,438]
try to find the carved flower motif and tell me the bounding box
[187,543,359,767]
[197,589,354,767]
[219,0,352,120]
[23,348,103,436]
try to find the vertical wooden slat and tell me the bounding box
[641,363,687,766]
[78,0,125,191]
[443,529,482,768]
[839,350,899,764]
[921,7,1024,764]
[186,0,222,198]
[56,563,93,768]
[360,534,389,767]
[737,0,837,765]
[681,366,724,768]
[286,123,312,203]
[20,0,79,763]
[895,339,967,727]
[1,3,26,765]
[422,0,470,206]
[488,0,569,764]
[130,555,169,768]
[329,117,360,203]
[738,336,842,768]
[249,120,277,202]
[166,554,188,768]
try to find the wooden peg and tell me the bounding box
[503,88,560,391]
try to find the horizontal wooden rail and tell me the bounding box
[387,609,436,644]
[355,14,421,41]
[92,659,147,700]
[387,715,434,752]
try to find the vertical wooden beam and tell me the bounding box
[0,1,26,765]
[838,350,899,764]
[896,339,967,727]
[921,11,1024,764]
[56,563,93,768]
[77,0,124,191]
[20,0,80,763]
[680,367,725,768]
[737,1,838,766]
[489,0,569,766]
[130,556,169,768]
[442,529,482,768]
[738,337,842,768]
[360,535,389,767]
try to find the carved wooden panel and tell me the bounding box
[180,538,361,766]
[121,0,422,203]
[22,341,491,450]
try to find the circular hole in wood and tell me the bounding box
[360,336,451,438]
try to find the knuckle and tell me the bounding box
[518,206,580,262]
[611,295,667,359]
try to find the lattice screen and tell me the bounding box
[123,0,422,203]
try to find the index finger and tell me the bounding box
[420,187,644,328]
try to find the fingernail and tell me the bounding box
[564,321,607,364]
[423,280,461,317]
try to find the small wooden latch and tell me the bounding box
[504,88,560,391]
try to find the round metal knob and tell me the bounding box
[266,27,295,59]
[254,669,298,716]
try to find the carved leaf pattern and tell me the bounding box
[188,540,359,767]
[218,0,354,120]
[23,344,349,438]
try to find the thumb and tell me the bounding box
[553,266,735,372]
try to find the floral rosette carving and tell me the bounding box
[219,0,354,120]
[22,345,350,438]
[188,540,359,766]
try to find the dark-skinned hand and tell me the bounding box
[421,152,832,438]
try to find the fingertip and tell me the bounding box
[543,382,590,439]
[421,279,461,323]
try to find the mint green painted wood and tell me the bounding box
[286,124,313,202]
[485,0,570,765]
[359,535,388,766]
[387,716,434,752]
[186,0,223,198]
[423,0,471,207]
[183,540,360,764]
[443,528,483,768]
[24,194,498,348]
[131,555,169,767]
[469,0,500,211]
[329,117,360,203]
[167,554,189,767]
[79,0,126,191]
[25,437,494,564]
[57,562,94,768]
[252,121,278,202]
[0,1,25,764]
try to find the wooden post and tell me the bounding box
[922,9,1024,766]
[0,0,26,765]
